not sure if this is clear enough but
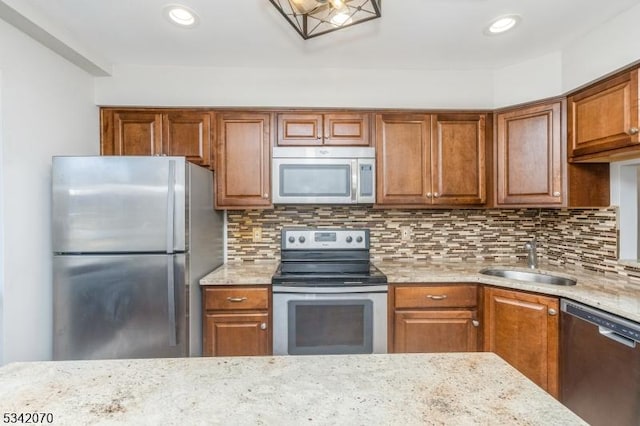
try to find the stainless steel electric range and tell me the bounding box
[272,228,388,356]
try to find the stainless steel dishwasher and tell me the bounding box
[561,299,640,426]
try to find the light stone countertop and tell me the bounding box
[199,261,278,285]
[200,259,640,323]
[0,353,586,426]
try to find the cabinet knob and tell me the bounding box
[260,323,267,330]
[548,308,558,316]
[628,127,639,135]
[433,192,440,198]
[553,191,561,197]
[263,193,269,198]
[426,192,432,197]
[472,320,480,327]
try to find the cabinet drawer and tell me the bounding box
[204,287,269,310]
[394,285,477,308]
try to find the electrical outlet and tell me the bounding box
[400,227,411,241]
[252,227,262,243]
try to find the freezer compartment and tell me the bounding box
[53,254,189,360]
[52,156,186,253]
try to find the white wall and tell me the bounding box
[0,19,98,364]
[94,64,495,109]
[562,3,640,92]
[493,52,563,108]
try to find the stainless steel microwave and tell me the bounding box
[272,147,376,204]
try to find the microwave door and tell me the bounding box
[273,158,356,204]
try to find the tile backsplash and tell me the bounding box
[226,206,640,284]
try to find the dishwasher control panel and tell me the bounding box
[561,299,640,343]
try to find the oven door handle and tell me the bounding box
[273,285,388,294]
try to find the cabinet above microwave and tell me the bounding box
[272,147,375,204]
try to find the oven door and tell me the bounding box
[272,285,387,356]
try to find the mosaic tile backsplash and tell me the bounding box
[226,206,640,284]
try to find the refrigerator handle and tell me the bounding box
[167,256,177,347]
[166,160,176,254]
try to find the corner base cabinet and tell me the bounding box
[390,284,480,353]
[202,286,272,357]
[483,286,559,398]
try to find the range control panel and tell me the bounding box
[281,228,369,250]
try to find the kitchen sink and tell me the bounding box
[480,268,577,286]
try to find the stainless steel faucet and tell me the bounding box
[524,238,538,269]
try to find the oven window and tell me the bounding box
[280,164,351,197]
[287,300,373,355]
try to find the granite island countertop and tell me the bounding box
[0,353,586,425]
[200,260,640,323]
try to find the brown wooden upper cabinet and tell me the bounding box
[495,101,564,206]
[568,67,640,161]
[375,113,486,206]
[215,112,272,209]
[276,112,370,146]
[101,109,213,167]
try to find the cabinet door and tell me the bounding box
[431,114,486,205]
[277,113,323,146]
[394,310,479,353]
[483,287,559,398]
[375,114,431,205]
[163,111,212,167]
[216,113,272,208]
[569,69,639,159]
[496,101,564,206]
[324,113,370,146]
[106,111,163,156]
[203,312,270,357]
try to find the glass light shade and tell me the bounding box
[269,0,381,39]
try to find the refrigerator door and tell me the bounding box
[53,254,187,360]
[52,156,186,254]
[185,163,224,356]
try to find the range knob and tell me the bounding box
[346,236,353,243]
[288,236,295,243]
[298,236,306,243]
[356,236,363,243]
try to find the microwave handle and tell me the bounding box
[351,159,358,202]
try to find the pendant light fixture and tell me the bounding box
[269,0,381,39]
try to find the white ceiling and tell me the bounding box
[15,0,640,71]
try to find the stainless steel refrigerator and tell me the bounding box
[52,156,223,360]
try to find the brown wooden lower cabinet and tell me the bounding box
[203,312,270,357]
[390,284,479,353]
[202,286,272,357]
[394,310,478,353]
[483,286,559,398]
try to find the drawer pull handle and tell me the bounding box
[227,297,248,303]
[427,294,447,300]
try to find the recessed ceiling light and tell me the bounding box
[163,4,199,28]
[484,14,521,35]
